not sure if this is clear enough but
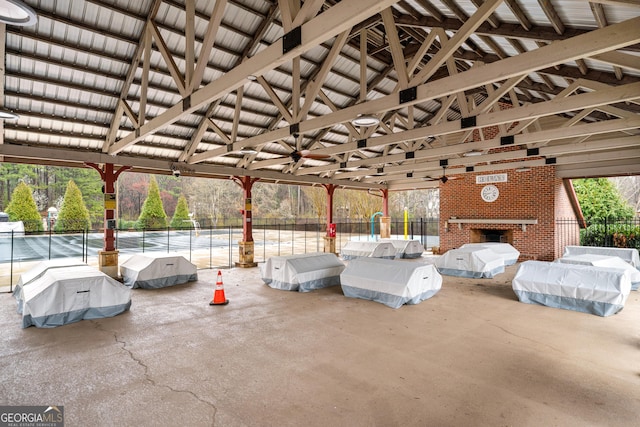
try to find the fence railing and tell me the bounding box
[4,216,639,291]
[583,217,640,249]
[0,217,441,290]
[556,217,640,251]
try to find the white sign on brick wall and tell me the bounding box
[476,173,507,184]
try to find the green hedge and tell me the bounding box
[581,223,640,250]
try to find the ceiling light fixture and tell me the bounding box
[239,147,257,154]
[0,110,19,120]
[351,114,380,127]
[463,150,483,157]
[0,0,38,26]
[246,75,257,81]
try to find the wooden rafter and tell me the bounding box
[298,81,640,163]
[108,0,400,155]
[300,29,351,119]
[189,0,228,92]
[409,0,504,86]
[4,0,640,188]
[197,17,640,162]
[381,8,409,88]
[102,0,162,151]
[149,22,186,96]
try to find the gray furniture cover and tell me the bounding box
[459,243,520,265]
[120,253,198,289]
[435,247,505,278]
[261,252,345,292]
[380,239,425,259]
[512,260,631,317]
[340,257,442,309]
[340,241,396,260]
[13,258,88,312]
[17,265,131,328]
[557,254,640,291]
[562,246,639,268]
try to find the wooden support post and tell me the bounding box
[85,163,131,278]
[380,189,391,238]
[323,184,337,253]
[233,176,259,267]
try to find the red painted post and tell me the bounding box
[85,162,131,277]
[103,163,116,251]
[232,176,259,267]
[322,184,337,253]
[85,163,131,251]
[381,189,389,216]
[323,184,336,236]
[380,189,391,239]
[233,176,259,242]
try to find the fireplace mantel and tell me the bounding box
[447,218,538,231]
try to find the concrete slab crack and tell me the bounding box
[92,321,218,426]
[491,323,566,354]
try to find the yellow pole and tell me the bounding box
[404,207,408,240]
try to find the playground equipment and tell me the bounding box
[370,212,383,240]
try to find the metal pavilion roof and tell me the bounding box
[1,0,639,191]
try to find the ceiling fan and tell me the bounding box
[289,149,331,162]
[423,165,462,183]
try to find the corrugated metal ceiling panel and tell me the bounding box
[1,0,637,186]
[554,0,600,27]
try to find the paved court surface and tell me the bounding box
[1,262,639,426]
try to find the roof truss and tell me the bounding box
[1,0,639,189]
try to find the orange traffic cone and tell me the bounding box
[209,270,229,305]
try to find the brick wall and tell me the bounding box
[555,180,581,258]
[439,165,578,261]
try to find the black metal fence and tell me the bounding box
[555,217,640,251]
[0,217,441,290]
[3,216,639,290]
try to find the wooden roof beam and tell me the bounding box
[107,0,400,155]
[198,17,640,162]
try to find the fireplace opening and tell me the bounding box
[470,229,513,244]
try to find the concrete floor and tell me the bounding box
[1,261,639,427]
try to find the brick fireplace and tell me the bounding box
[439,165,580,261]
[470,228,514,244]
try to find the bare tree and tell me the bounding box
[611,176,640,214]
[187,178,240,225]
[302,186,326,221]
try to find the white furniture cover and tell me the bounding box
[0,221,24,234]
[120,253,197,289]
[557,254,640,291]
[18,265,132,328]
[459,243,520,265]
[512,260,631,317]
[340,241,396,260]
[435,247,505,278]
[261,252,345,292]
[340,257,442,309]
[14,258,88,312]
[380,239,425,259]
[562,246,640,268]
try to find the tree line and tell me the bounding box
[3,164,638,250]
[0,163,440,232]
[2,164,637,233]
